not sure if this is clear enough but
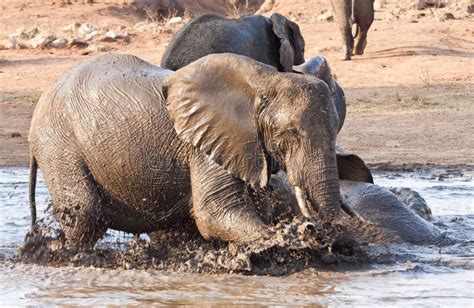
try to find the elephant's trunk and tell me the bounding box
[306,157,341,221]
[288,148,342,222]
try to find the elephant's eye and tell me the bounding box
[273,128,301,148]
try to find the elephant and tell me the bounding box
[330,0,375,60]
[160,13,305,72]
[28,53,342,252]
[293,56,346,132]
[269,148,443,244]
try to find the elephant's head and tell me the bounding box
[270,13,305,72]
[293,56,346,132]
[164,54,341,221]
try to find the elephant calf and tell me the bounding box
[271,150,443,244]
[29,53,343,251]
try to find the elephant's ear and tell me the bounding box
[336,147,373,183]
[163,54,275,188]
[270,13,305,72]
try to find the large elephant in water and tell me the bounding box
[161,13,305,72]
[29,53,343,251]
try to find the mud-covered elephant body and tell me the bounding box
[29,53,342,251]
[161,13,305,72]
[331,0,374,60]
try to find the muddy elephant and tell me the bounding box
[270,148,443,244]
[29,53,342,251]
[331,0,374,60]
[160,13,305,72]
[293,56,346,131]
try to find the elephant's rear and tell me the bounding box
[28,54,190,249]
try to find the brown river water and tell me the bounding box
[0,167,473,306]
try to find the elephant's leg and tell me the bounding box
[354,28,368,55]
[42,158,108,251]
[331,0,353,60]
[340,22,354,61]
[189,153,269,243]
[353,0,374,55]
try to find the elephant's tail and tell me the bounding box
[29,153,37,227]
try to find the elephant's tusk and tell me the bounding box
[294,186,312,218]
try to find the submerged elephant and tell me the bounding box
[331,0,375,60]
[160,13,305,72]
[270,149,443,244]
[29,53,342,251]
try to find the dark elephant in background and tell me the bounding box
[331,0,375,60]
[160,13,305,72]
[29,53,342,251]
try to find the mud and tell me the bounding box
[18,210,386,276]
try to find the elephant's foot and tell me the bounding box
[341,52,352,61]
[354,38,367,56]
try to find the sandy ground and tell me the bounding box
[0,0,472,168]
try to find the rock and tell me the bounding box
[29,32,56,48]
[414,0,446,10]
[25,27,39,39]
[103,31,118,41]
[84,30,99,41]
[0,38,16,49]
[443,12,455,19]
[167,16,183,25]
[11,132,22,138]
[317,10,334,22]
[78,23,95,36]
[68,36,88,48]
[88,44,109,52]
[9,28,27,41]
[50,38,68,48]
[62,23,80,33]
[79,44,110,55]
[16,42,29,49]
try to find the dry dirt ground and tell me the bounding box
[0,0,472,169]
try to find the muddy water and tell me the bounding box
[0,167,473,305]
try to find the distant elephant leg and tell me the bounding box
[353,0,374,55]
[334,0,354,60]
[341,22,354,60]
[41,157,108,251]
[354,24,369,55]
[189,153,269,243]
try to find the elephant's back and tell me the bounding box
[31,54,192,231]
[160,14,280,70]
